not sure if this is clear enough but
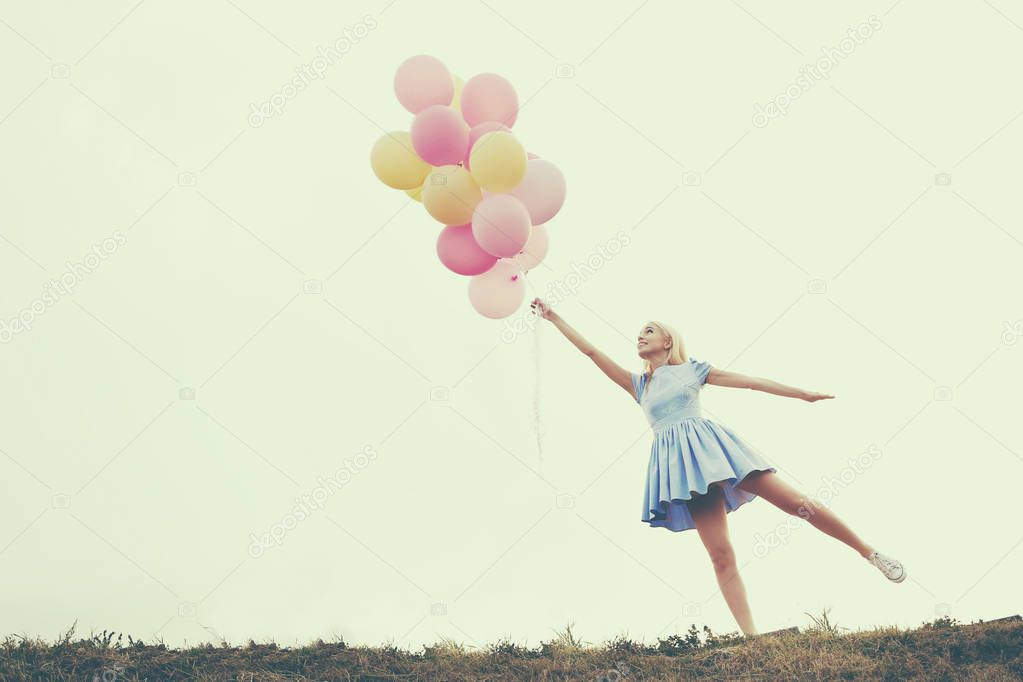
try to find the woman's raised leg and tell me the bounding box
[737,470,874,558]
[689,485,758,635]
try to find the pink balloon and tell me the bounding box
[460,73,519,128]
[513,223,549,271]
[463,121,511,171]
[410,105,469,166]
[436,223,498,276]
[472,195,531,258]
[527,152,539,160]
[468,258,525,319]
[508,159,566,225]
[394,55,454,114]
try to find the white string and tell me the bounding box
[521,269,544,464]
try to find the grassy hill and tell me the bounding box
[2,611,1020,680]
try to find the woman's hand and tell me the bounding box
[530,297,557,321]
[801,390,835,402]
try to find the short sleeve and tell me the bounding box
[630,371,646,403]
[690,358,713,386]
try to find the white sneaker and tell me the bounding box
[867,550,906,583]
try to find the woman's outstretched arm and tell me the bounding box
[708,367,835,402]
[531,298,636,399]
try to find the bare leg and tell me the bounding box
[738,470,875,558]
[689,485,758,635]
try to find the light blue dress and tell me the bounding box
[631,358,777,533]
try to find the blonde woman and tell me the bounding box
[529,298,906,636]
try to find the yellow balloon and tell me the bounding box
[421,165,482,225]
[406,183,423,202]
[370,130,431,190]
[451,74,464,113]
[468,131,527,193]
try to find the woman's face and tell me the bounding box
[637,323,671,359]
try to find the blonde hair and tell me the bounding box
[640,320,690,381]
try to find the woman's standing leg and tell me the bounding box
[689,485,758,635]
[737,470,874,558]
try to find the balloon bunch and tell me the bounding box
[370,54,567,319]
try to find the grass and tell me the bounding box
[1,611,1021,680]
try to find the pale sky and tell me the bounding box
[1,0,1021,650]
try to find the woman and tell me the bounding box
[529,297,906,636]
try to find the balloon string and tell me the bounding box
[521,269,544,464]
